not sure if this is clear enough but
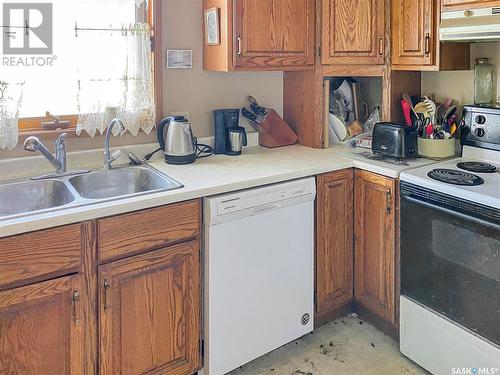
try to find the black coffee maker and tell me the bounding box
[213,109,247,156]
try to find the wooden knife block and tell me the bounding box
[258,109,298,148]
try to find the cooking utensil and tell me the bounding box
[422,96,437,124]
[403,93,419,121]
[443,105,457,125]
[414,101,433,120]
[401,99,412,127]
[426,124,434,138]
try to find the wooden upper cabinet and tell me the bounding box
[0,275,83,375]
[392,0,470,70]
[98,241,201,375]
[321,0,386,65]
[354,170,396,323]
[203,0,315,71]
[316,169,354,317]
[234,0,315,68]
[442,0,500,10]
[392,0,435,68]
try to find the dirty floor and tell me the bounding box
[228,314,427,375]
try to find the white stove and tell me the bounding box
[399,105,500,375]
[400,146,500,209]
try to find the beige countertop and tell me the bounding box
[0,143,436,238]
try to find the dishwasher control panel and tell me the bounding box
[205,178,316,224]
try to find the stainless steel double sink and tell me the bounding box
[0,165,183,220]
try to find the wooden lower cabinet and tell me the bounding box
[98,241,201,375]
[0,275,83,375]
[353,169,396,323]
[316,169,354,317]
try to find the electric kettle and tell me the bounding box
[157,116,196,165]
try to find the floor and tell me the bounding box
[228,314,428,375]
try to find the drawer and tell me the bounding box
[98,199,200,262]
[0,224,82,291]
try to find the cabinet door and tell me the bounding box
[0,275,83,375]
[98,241,201,375]
[234,0,315,68]
[322,0,385,65]
[316,169,354,316]
[392,0,435,67]
[354,170,396,323]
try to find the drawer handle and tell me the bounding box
[378,36,384,56]
[386,188,392,214]
[72,288,80,326]
[424,33,430,56]
[103,277,111,311]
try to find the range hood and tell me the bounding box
[440,7,500,42]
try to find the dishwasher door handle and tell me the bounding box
[253,203,282,214]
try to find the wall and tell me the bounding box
[421,42,500,107]
[162,0,283,137]
[0,0,283,158]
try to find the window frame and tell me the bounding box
[18,0,162,136]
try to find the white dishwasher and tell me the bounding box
[203,178,315,375]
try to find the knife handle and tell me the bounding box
[241,108,258,124]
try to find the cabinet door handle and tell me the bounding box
[378,36,384,56]
[386,187,392,214]
[237,33,242,56]
[424,33,430,56]
[72,288,80,326]
[103,277,111,311]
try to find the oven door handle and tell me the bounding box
[403,195,500,231]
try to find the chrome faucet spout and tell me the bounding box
[104,118,126,170]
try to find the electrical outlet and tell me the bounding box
[170,111,190,121]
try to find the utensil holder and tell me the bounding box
[258,109,298,148]
[418,138,456,159]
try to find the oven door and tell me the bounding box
[400,182,500,345]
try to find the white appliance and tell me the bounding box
[399,105,500,374]
[203,178,315,375]
[440,7,500,42]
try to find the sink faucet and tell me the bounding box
[104,118,126,170]
[23,133,67,174]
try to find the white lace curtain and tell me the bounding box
[76,22,155,137]
[0,81,24,150]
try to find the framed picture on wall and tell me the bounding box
[204,7,220,45]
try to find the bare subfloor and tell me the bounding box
[228,314,428,375]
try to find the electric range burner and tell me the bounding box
[457,161,497,173]
[427,169,485,186]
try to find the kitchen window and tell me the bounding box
[0,0,162,150]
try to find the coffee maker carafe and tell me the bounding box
[213,109,248,156]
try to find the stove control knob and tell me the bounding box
[475,127,485,137]
[475,115,486,125]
